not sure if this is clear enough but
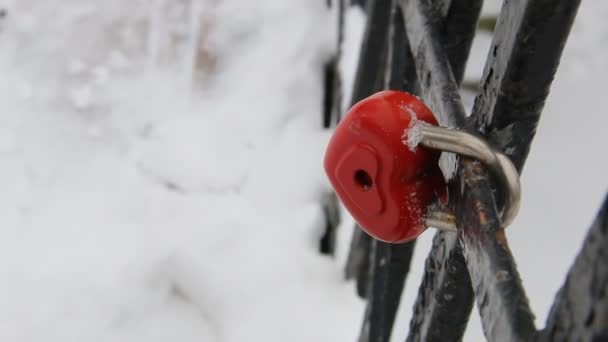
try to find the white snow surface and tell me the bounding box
[0,0,607,341]
[401,117,422,152]
[0,1,362,341]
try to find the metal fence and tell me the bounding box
[322,0,607,341]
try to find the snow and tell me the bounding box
[0,0,606,341]
[0,1,361,341]
[401,116,422,152]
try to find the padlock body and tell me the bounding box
[324,90,445,243]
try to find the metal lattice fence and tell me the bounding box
[322,0,607,341]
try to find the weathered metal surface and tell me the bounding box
[398,0,482,340]
[336,0,588,340]
[539,195,608,342]
[457,160,536,342]
[399,0,469,128]
[471,0,582,172]
[400,0,582,339]
[463,0,581,340]
[400,0,578,339]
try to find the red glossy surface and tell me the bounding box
[324,90,446,243]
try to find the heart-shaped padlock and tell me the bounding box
[324,90,446,243]
[324,90,522,243]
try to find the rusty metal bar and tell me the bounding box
[398,0,481,340]
[463,0,581,340]
[538,195,608,342]
[456,160,536,342]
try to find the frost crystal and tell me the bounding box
[402,118,423,152]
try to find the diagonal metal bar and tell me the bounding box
[463,0,581,340]
[398,0,480,340]
[538,195,608,342]
[471,0,582,172]
[442,0,482,86]
[406,230,474,342]
[457,160,536,342]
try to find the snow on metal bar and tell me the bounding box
[539,196,608,342]
[457,160,537,342]
[397,0,483,340]
[399,0,468,128]
[399,1,540,341]
[471,0,582,172]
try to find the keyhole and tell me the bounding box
[354,169,373,191]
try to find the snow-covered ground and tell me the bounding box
[0,1,363,341]
[0,0,606,341]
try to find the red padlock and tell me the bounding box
[324,90,446,243]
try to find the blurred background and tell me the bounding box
[0,0,606,341]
